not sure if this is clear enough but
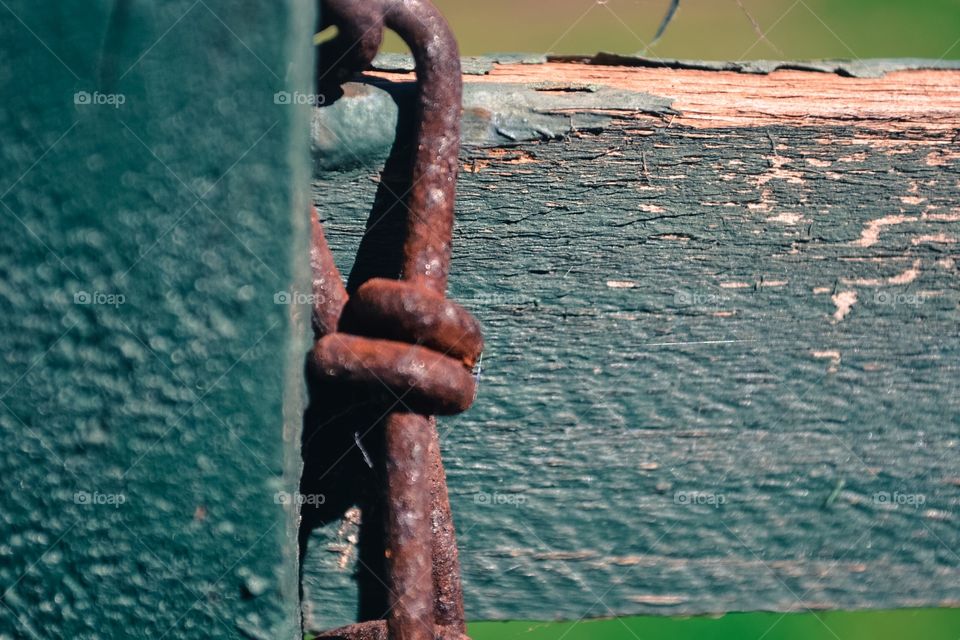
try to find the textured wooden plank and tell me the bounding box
[305,60,960,627]
[0,2,314,638]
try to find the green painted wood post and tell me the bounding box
[0,2,314,638]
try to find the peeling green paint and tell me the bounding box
[306,62,960,626]
[372,52,548,76]
[313,80,671,170]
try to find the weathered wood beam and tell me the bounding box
[306,58,960,627]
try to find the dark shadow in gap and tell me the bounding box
[299,71,419,625]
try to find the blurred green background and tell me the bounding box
[383,0,960,60]
[468,609,960,640]
[376,2,960,639]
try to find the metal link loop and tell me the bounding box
[311,2,477,639]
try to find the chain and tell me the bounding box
[311,2,480,640]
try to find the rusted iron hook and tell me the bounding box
[311,2,480,640]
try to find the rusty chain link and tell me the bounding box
[311,2,480,639]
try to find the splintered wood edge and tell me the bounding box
[369,62,960,132]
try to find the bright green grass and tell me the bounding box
[468,608,960,640]
[307,609,960,639]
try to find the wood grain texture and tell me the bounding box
[306,59,960,626]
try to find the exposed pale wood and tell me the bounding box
[370,63,960,130]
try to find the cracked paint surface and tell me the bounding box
[310,59,960,624]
